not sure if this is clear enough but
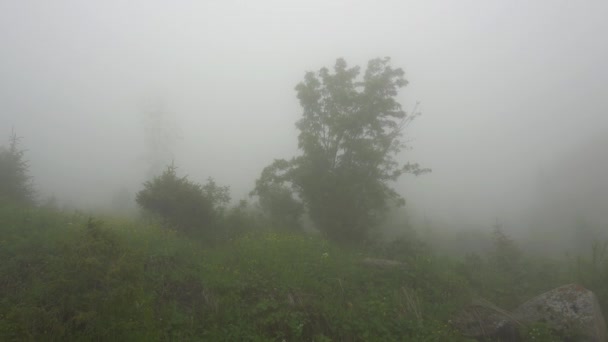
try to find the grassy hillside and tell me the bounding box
[2,203,605,341]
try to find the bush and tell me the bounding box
[136,164,219,236]
[218,200,264,240]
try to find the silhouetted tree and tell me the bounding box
[253,58,429,243]
[0,131,35,205]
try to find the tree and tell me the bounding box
[141,101,180,178]
[136,164,226,236]
[0,131,35,205]
[201,177,231,215]
[252,179,304,231]
[252,57,429,243]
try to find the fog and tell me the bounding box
[1,0,607,234]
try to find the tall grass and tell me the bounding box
[1,202,598,341]
[0,204,472,341]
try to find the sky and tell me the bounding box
[1,0,606,229]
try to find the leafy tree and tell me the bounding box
[252,57,429,243]
[252,168,304,231]
[0,131,35,205]
[201,177,231,215]
[136,164,225,235]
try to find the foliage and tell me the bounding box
[371,234,430,263]
[570,240,608,312]
[521,322,563,342]
[3,201,606,341]
[0,206,156,340]
[0,203,474,341]
[201,177,231,214]
[0,131,35,205]
[136,164,228,237]
[253,57,429,244]
[460,224,565,309]
[252,181,304,231]
[218,200,265,240]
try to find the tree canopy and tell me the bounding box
[253,57,429,243]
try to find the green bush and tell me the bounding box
[136,164,228,239]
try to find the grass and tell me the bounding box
[0,202,601,341]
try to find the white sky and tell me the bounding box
[1,0,606,226]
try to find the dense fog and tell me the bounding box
[1,0,606,236]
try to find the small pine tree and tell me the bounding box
[0,131,35,205]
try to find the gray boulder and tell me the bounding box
[513,283,607,342]
[452,284,608,341]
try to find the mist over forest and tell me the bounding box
[1,1,607,340]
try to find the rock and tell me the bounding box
[451,284,608,341]
[513,283,607,342]
[450,298,523,341]
[361,258,407,269]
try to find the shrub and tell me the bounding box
[136,164,218,236]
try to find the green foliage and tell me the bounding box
[136,164,228,238]
[252,181,304,231]
[570,240,608,311]
[0,203,473,341]
[218,200,265,240]
[521,322,563,341]
[253,57,429,244]
[0,131,35,205]
[192,232,470,341]
[3,201,605,341]
[371,235,431,263]
[0,206,156,340]
[460,224,565,309]
[201,177,231,214]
